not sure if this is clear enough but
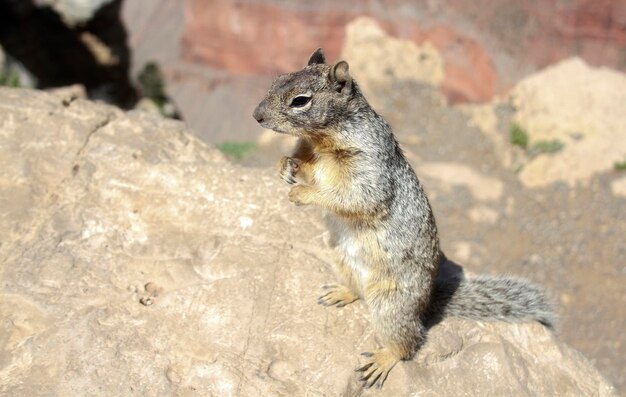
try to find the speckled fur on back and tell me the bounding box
[253,48,556,389]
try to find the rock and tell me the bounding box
[0,87,616,395]
[134,96,162,115]
[377,319,615,397]
[510,58,626,187]
[181,0,498,103]
[45,84,88,103]
[465,58,626,188]
[611,176,626,198]
[458,103,516,168]
[183,0,348,74]
[341,17,444,107]
[181,0,626,104]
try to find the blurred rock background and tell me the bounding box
[0,0,624,392]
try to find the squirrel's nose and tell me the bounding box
[253,100,267,124]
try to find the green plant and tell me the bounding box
[508,123,565,174]
[527,139,564,158]
[0,69,21,87]
[138,62,167,108]
[510,122,529,149]
[217,141,257,161]
[614,158,626,171]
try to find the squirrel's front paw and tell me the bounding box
[288,185,308,206]
[278,156,300,185]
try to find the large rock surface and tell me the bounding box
[0,88,616,396]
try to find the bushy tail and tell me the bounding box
[429,274,556,329]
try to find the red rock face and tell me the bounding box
[183,0,626,103]
[542,0,626,67]
[439,0,626,80]
[183,1,350,74]
[418,25,496,104]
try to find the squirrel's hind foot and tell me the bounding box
[317,284,359,307]
[355,348,400,389]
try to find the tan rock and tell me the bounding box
[512,59,626,187]
[46,84,88,105]
[342,17,445,105]
[0,88,616,396]
[463,58,626,188]
[611,176,626,198]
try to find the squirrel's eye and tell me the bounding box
[289,95,312,108]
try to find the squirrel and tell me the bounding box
[252,48,555,389]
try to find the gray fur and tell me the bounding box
[430,272,556,328]
[253,49,556,388]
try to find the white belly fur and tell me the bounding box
[326,215,370,286]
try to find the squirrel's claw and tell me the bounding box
[317,284,359,307]
[355,362,373,372]
[282,174,296,185]
[278,156,300,185]
[356,348,399,389]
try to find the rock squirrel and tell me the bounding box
[252,48,555,389]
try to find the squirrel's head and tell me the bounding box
[253,48,356,136]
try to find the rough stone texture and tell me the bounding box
[0,87,617,396]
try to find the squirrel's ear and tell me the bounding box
[307,48,326,65]
[330,61,352,94]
